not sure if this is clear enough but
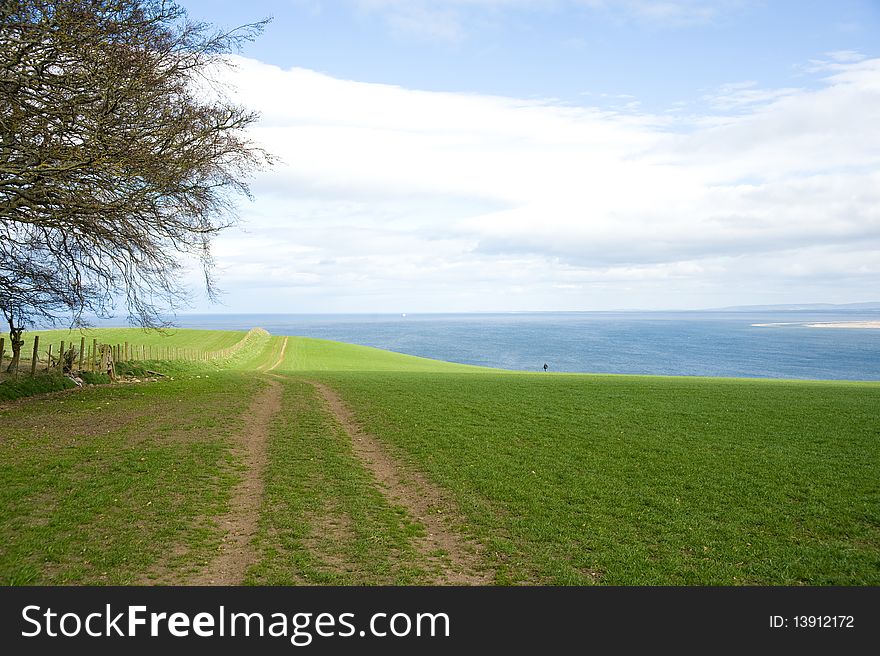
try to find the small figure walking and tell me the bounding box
[543,362,548,372]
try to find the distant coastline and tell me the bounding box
[40,311,880,379]
[805,321,880,329]
[751,321,880,329]
[750,322,802,327]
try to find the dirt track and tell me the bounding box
[189,376,282,585]
[310,381,492,585]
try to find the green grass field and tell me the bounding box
[0,368,261,583]
[1,327,877,585]
[281,336,485,373]
[313,372,879,584]
[17,327,249,354]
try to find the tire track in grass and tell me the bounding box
[309,381,493,585]
[189,375,282,585]
[267,337,289,372]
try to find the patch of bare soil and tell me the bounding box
[310,381,493,585]
[0,382,92,414]
[0,376,158,416]
[0,397,144,446]
[188,376,282,585]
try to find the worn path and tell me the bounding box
[189,376,282,585]
[310,381,492,585]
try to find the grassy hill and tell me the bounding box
[19,326,249,354]
[277,335,488,373]
[1,327,877,585]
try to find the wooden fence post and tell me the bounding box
[46,344,52,372]
[59,341,65,373]
[0,336,5,370]
[78,337,85,371]
[30,335,40,375]
[92,339,97,372]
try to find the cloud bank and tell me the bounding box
[202,53,880,312]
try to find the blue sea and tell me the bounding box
[157,311,880,381]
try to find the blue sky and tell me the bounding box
[176,1,880,312]
[182,0,878,108]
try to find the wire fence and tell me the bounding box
[0,327,268,377]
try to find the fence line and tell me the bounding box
[0,327,270,376]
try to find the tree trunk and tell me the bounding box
[5,326,23,373]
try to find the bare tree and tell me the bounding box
[1,0,271,370]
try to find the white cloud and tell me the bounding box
[702,81,802,111]
[202,53,880,312]
[344,0,747,42]
[804,50,869,73]
[827,50,867,63]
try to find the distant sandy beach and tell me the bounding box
[804,321,880,329]
[751,321,880,329]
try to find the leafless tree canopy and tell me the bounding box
[1,0,270,368]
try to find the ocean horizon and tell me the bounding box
[80,310,880,381]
